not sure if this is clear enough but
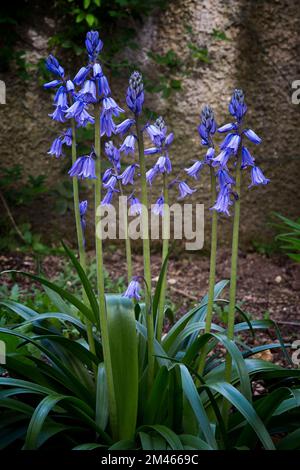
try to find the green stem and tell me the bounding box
[156,174,169,342]
[71,120,96,358]
[197,167,218,374]
[135,116,154,390]
[94,106,118,437]
[114,167,133,283]
[222,150,242,424]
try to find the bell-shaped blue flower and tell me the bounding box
[249,166,270,187]
[120,164,138,185]
[68,153,96,179]
[120,135,136,155]
[123,277,141,301]
[185,161,204,180]
[178,181,196,199]
[243,128,261,145]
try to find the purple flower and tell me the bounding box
[93,63,103,77]
[144,147,159,155]
[217,168,235,188]
[100,111,116,137]
[98,75,111,97]
[205,147,215,164]
[73,66,91,86]
[152,195,165,216]
[48,106,66,123]
[146,166,159,185]
[119,164,138,185]
[45,54,64,78]
[79,200,88,217]
[101,188,118,206]
[227,134,241,154]
[48,137,63,158]
[198,105,216,146]
[156,155,172,174]
[54,86,68,109]
[241,146,255,168]
[120,135,136,155]
[61,128,72,146]
[77,108,95,127]
[43,79,62,89]
[178,181,196,199]
[218,123,237,133]
[185,161,204,180]
[103,175,118,190]
[123,277,141,301]
[129,196,142,216]
[79,200,88,242]
[243,128,261,145]
[102,97,124,117]
[115,119,135,135]
[102,168,113,183]
[65,99,85,120]
[229,89,247,122]
[165,132,174,147]
[78,80,97,103]
[68,154,96,179]
[105,141,121,168]
[212,148,232,167]
[126,71,144,115]
[249,166,270,187]
[146,124,164,146]
[66,80,75,92]
[211,185,232,216]
[85,30,103,61]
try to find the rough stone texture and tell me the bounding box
[0,0,299,247]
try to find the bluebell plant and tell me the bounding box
[43,31,272,435]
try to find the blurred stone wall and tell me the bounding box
[0,0,299,247]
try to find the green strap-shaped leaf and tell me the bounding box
[1,270,95,324]
[208,381,275,450]
[106,295,138,441]
[138,424,183,450]
[179,364,217,449]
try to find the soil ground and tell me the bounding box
[1,248,300,366]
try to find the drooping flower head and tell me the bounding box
[152,195,165,216]
[177,181,196,200]
[128,195,142,216]
[126,71,144,116]
[123,277,141,301]
[68,152,96,179]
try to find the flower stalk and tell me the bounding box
[197,166,218,374]
[135,116,154,390]
[71,120,96,358]
[157,174,169,342]
[94,104,118,437]
[222,149,242,423]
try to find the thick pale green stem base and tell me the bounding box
[94,108,118,438]
[136,117,154,390]
[116,173,132,284]
[71,120,95,358]
[222,153,242,425]
[197,168,218,375]
[157,175,169,342]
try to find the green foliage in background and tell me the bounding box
[274,213,300,262]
